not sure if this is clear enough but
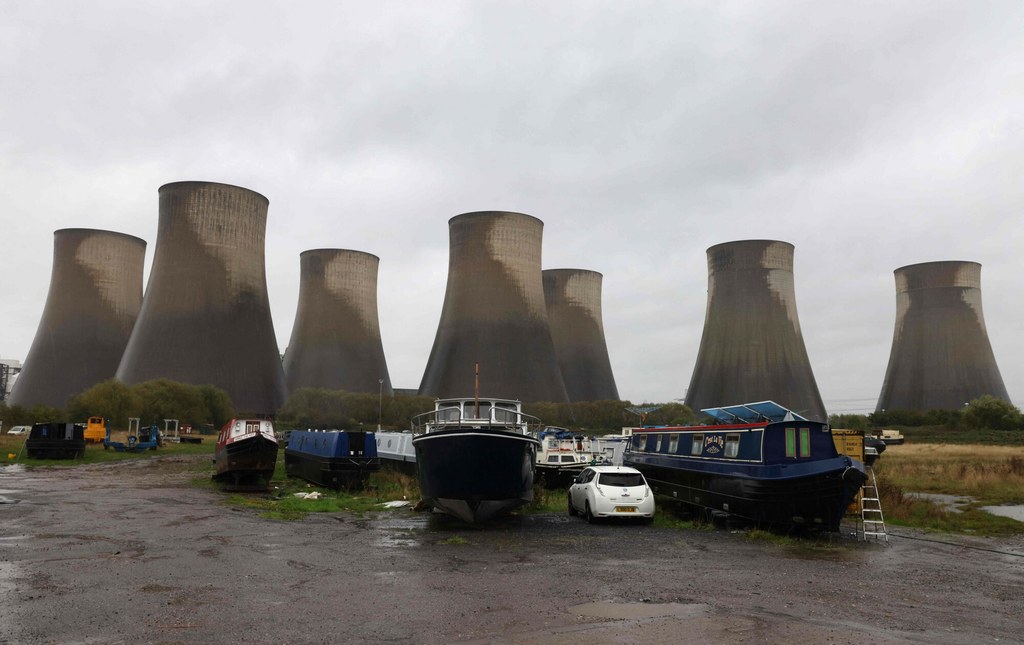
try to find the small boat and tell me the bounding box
[412,396,541,523]
[213,418,279,489]
[535,427,607,488]
[285,430,380,489]
[877,429,905,445]
[623,401,866,532]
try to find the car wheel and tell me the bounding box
[568,494,577,516]
[585,501,596,524]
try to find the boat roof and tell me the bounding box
[538,426,582,438]
[434,397,522,407]
[700,401,808,424]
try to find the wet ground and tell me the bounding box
[1,457,1023,644]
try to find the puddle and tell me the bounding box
[0,464,26,474]
[980,505,1024,522]
[0,496,19,504]
[569,601,710,620]
[906,492,974,513]
[371,516,425,548]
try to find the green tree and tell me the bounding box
[197,385,235,429]
[67,379,141,428]
[962,396,1023,431]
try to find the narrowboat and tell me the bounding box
[25,422,86,459]
[412,397,541,523]
[375,431,416,474]
[213,418,279,489]
[535,427,607,488]
[285,429,380,489]
[623,401,866,532]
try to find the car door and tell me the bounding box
[570,468,593,510]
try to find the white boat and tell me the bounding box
[535,427,607,487]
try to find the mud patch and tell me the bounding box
[569,600,711,620]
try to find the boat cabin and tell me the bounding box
[414,397,539,435]
[627,401,839,466]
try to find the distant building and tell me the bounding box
[543,269,619,401]
[419,211,568,403]
[8,229,145,409]
[685,240,827,421]
[283,249,392,395]
[1,359,22,402]
[116,181,287,415]
[877,261,1009,411]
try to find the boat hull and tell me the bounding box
[285,450,380,489]
[413,428,538,523]
[214,434,278,487]
[536,463,587,489]
[626,454,865,532]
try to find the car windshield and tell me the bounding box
[598,473,645,487]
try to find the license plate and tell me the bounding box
[614,506,636,512]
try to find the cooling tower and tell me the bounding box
[283,249,393,395]
[115,181,287,414]
[685,240,827,421]
[8,229,145,408]
[419,211,568,403]
[542,269,619,401]
[876,261,1008,412]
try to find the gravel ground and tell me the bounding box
[1,457,1022,644]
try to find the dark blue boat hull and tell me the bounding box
[626,454,865,532]
[285,451,380,489]
[284,430,380,490]
[413,428,538,523]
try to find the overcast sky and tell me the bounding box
[2,1,1021,412]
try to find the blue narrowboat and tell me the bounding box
[623,401,866,532]
[285,430,380,490]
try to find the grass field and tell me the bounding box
[874,442,1024,536]
[1,430,214,466]
[7,430,1023,536]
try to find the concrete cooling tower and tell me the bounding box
[876,261,1009,412]
[283,249,393,395]
[419,211,568,403]
[116,181,287,415]
[685,240,827,421]
[542,269,619,402]
[8,229,146,408]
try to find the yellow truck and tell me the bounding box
[84,416,107,444]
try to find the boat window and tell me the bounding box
[668,434,679,453]
[724,434,740,458]
[440,406,461,422]
[691,434,703,456]
[494,407,516,423]
[785,428,796,458]
[561,456,576,463]
[547,456,560,463]
[632,435,647,452]
[655,434,664,452]
[799,427,811,457]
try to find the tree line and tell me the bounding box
[830,395,1024,432]
[6,382,1020,434]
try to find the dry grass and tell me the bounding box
[875,443,1024,504]
[873,443,1024,535]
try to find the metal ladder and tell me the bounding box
[860,466,889,543]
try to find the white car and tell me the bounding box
[6,425,30,436]
[568,465,655,523]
